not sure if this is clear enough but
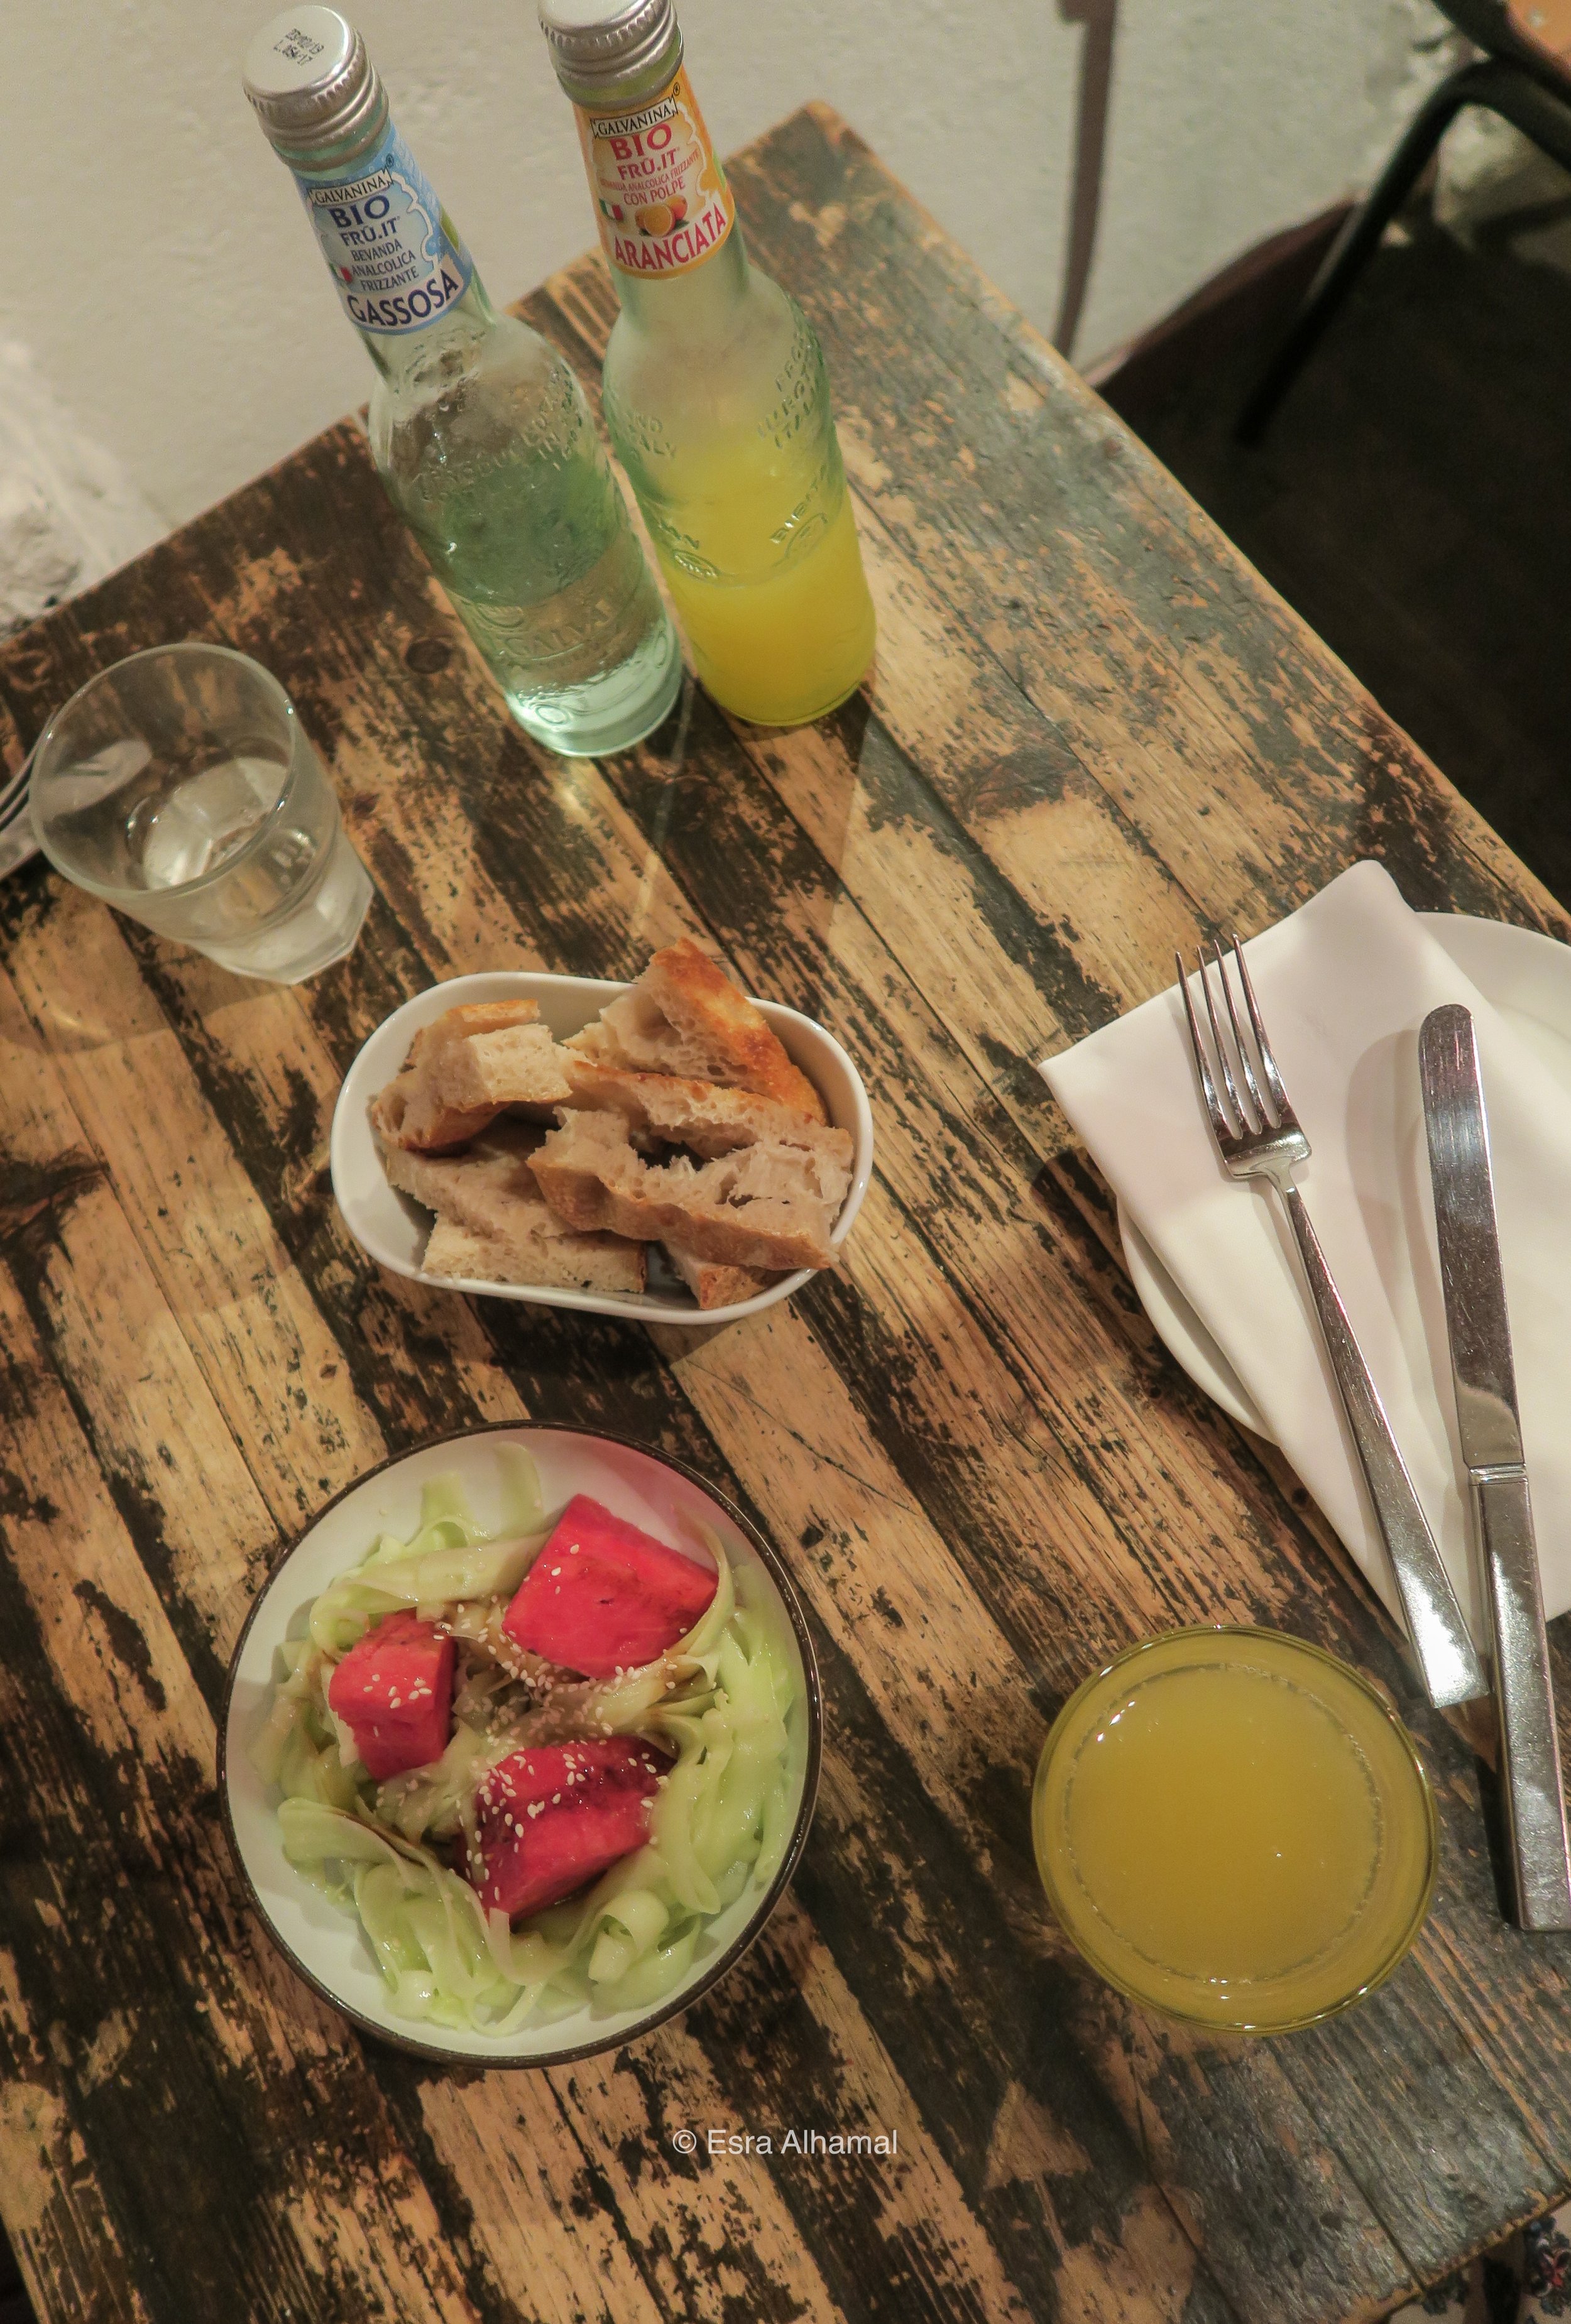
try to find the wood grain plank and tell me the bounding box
[4,889,384,1530]
[540,121,1568,972]
[0,1266,484,2324]
[717,114,1565,930]
[418,2043,846,2324]
[659,1304,1410,2314]
[0,1950,149,2324]
[1,962,278,1699]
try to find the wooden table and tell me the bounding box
[3,104,1570,2324]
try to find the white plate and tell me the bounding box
[330,971,875,1325]
[221,1425,822,2066]
[1118,914,1571,1436]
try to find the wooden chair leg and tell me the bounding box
[1236,58,1494,445]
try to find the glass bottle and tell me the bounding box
[244,6,681,757]
[539,0,877,729]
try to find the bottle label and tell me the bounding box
[574,67,735,280]
[295,126,474,334]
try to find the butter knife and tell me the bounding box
[1419,1002,1571,1931]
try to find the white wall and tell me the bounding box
[0,0,1445,532]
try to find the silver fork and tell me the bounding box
[1177,936,1487,1710]
[0,739,38,878]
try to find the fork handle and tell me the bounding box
[1276,1180,1488,1709]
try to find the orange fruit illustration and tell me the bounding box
[634,197,687,236]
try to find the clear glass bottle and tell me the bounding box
[539,0,877,729]
[244,6,680,757]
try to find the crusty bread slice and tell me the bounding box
[564,1057,851,1163]
[383,1123,645,1294]
[456,1023,575,1106]
[373,1001,532,1152]
[530,1110,849,1272]
[565,938,828,1123]
[371,1082,495,1155]
[372,1002,575,1152]
[663,1244,778,1310]
[423,1220,513,1283]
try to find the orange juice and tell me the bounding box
[542,0,877,728]
[657,476,875,727]
[1032,1628,1437,2031]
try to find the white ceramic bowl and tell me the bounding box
[330,970,874,1324]
[221,1425,822,2066]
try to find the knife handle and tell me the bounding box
[1277,1182,1487,1708]
[1475,1468,1571,1930]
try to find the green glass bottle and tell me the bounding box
[539,0,876,729]
[244,6,680,756]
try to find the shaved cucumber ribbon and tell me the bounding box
[263,1470,804,2033]
[307,1451,547,1656]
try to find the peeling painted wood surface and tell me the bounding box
[0,105,1568,2324]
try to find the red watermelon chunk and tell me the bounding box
[469,1737,664,1919]
[327,1610,455,1781]
[501,1495,717,1678]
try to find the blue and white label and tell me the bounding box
[298,128,474,335]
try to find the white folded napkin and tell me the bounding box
[1040,859,1571,1640]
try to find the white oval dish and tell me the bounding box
[221,1424,823,2066]
[330,969,874,1324]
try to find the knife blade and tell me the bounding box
[1420,1001,1571,1931]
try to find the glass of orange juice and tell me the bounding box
[1032,1626,1438,2033]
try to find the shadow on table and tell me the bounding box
[0,2233,34,2324]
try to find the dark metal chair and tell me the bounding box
[1239,0,1571,442]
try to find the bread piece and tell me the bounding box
[564,1057,850,1162]
[423,1220,514,1282]
[663,1244,778,1310]
[565,939,827,1123]
[530,1110,849,1272]
[383,1123,646,1294]
[373,1002,574,1152]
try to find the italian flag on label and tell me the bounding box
[576,65,736,278]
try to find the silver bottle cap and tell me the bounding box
[538,0,679,91]
[243,8,385,162]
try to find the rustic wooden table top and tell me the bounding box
[3,101,1570,2324]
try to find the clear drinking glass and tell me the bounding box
[30,643,372,984]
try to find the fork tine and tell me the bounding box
[1229,933,1291,1118]
[1174,950,1235,1141]
[1212,941,1271,1128]
[1199,946,1254,1133]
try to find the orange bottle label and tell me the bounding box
[574,67,735,278]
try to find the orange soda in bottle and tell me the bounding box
[539,0,877,727]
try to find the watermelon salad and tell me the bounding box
[252,1448,803,2034]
